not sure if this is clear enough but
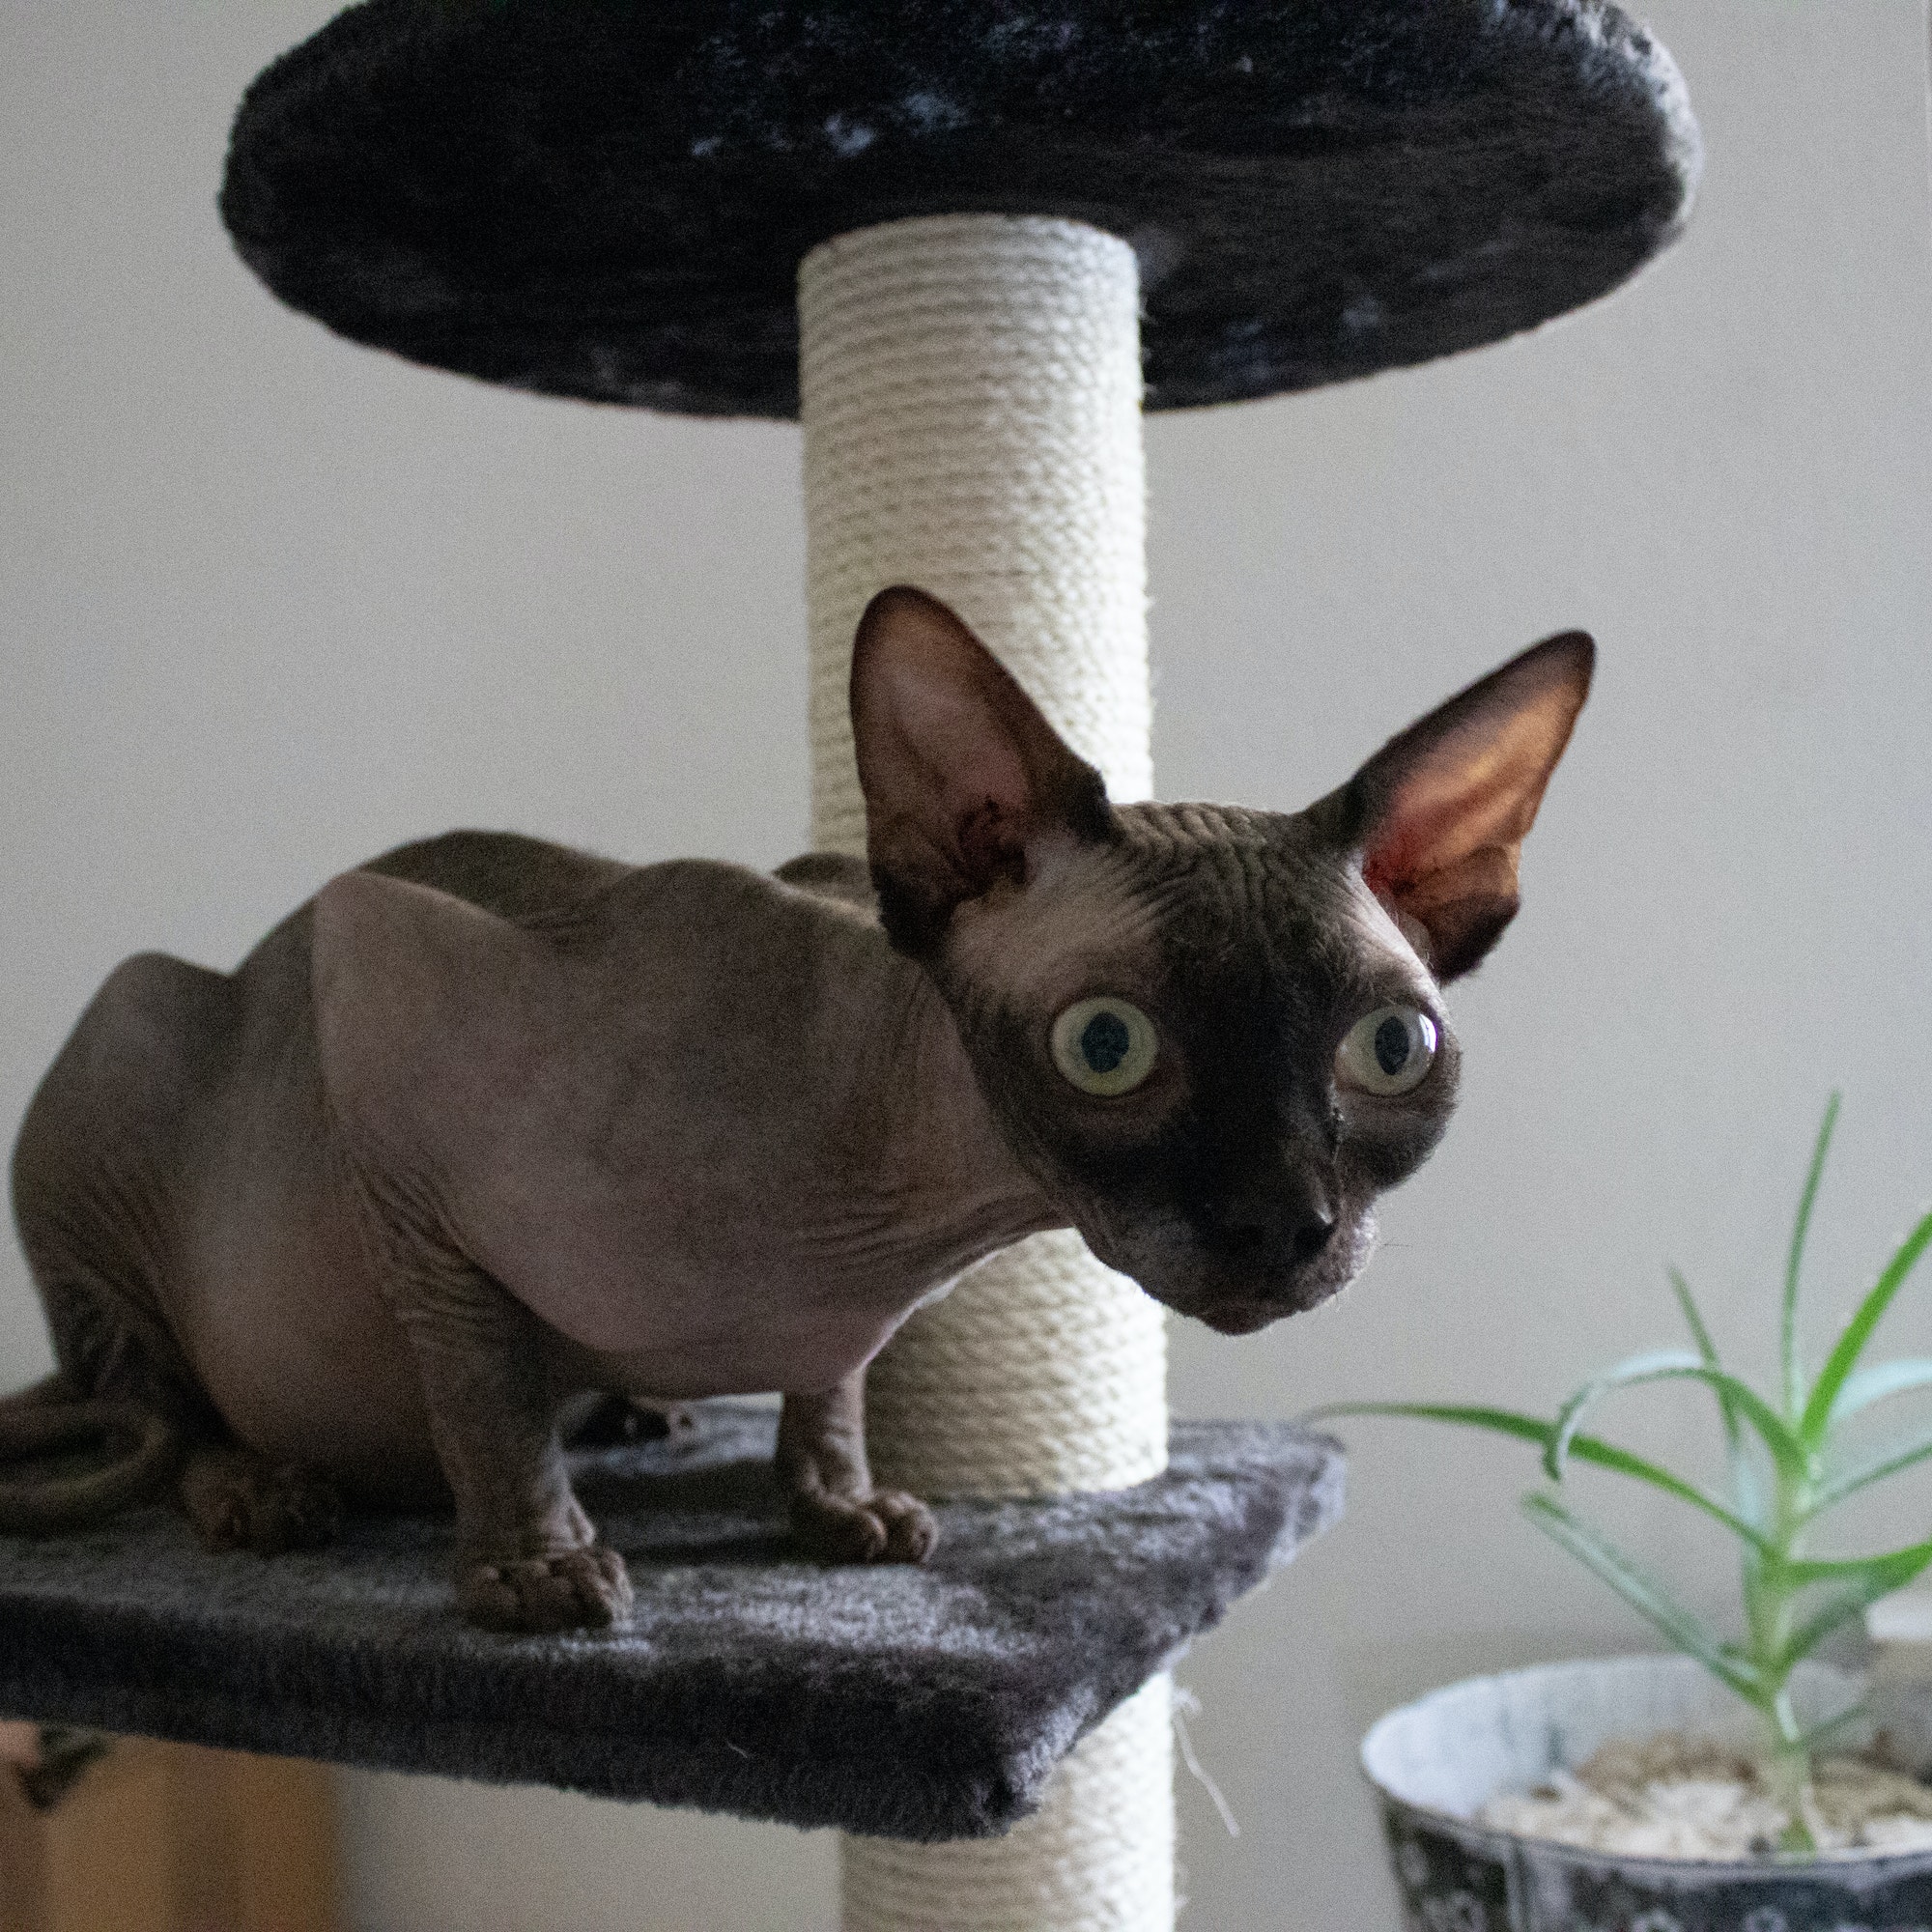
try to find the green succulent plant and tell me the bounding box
[1316,1095,1932,1848]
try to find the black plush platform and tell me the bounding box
[220,0,1698,416]
[0,1409,1340,1841]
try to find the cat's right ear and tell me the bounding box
[850,586,1114,954]
[1320,631,1595,982]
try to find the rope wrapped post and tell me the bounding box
[800,214,1173,1932]
[841,1676,1174,1932]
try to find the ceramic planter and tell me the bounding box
[1362,1655,1932,1932]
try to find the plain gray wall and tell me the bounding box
[5,4,1929,1927]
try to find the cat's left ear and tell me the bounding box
[1322,632,1595,982]
[850,585,1114,954]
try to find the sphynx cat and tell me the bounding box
[4,588,1591,1632]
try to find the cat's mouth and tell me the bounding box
[1074,1208,1371,1332]
[1197,1300,1282,1336]
[1194,1270,1350,1332]
[1131,1228,1370,1332]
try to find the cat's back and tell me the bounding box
[567,849,889,1030]
[220,829,629,1001]
[231,832,881,1036]
[230,831,893,1139]
[359,830,881,945]
[772,850,877,916]
[360,827,633,921]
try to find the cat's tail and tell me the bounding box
[0,1374,181,1532]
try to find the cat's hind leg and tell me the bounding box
[176,1445,341,1555]
[6,952,238,1531]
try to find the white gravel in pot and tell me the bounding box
[1364,1654,1932,1863]
[1478,1732,1932,1861]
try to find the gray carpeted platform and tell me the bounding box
[220,0,1698,416]
[0,1409,1340,1841]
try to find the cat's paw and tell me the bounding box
[791,1488,938,1566]
[179,1451,341,1555]
[458,1546,633,1634]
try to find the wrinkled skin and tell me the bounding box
[6,589,1590,1631]
[935,805,1462,1336]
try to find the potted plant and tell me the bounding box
[1319,1096,1932,1931]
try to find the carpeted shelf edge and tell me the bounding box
[0,1415,1341,1839]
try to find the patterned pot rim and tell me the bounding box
[1360,1653,1932,1885]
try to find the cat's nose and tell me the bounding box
[1199,1173,1336,1271]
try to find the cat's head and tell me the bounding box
[850,587,1592,1333]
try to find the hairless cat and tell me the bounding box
[4,588,1591,1632]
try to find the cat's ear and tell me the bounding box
[850,585,1113,952]
[1325,632,1594,982]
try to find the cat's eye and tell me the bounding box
[1336,1005,1438,1096]
[1050,997,1158,1097]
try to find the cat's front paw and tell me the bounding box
[791,1487,938,1566]
[458,1545,633,1633]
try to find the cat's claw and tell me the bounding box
[792,1488,938,1566]
[459,1546,633,1633]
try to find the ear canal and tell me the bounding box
[849,585,1113,953]
[1340,631,1595,981]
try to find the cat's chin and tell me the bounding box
[1189,1262,1359,1331]
[1086,1218,1369,1333]
[1100,1250,1357,1333]
[1196,1301,1282,1337]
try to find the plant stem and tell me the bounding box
[1748,1463,1817,1849]
[1767,1718,1818,1855]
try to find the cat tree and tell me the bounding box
[1,5,1695,1929]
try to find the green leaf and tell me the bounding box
[1781,1534,1932,1593]
[1776,1593,1872,1678]
[1549,1350,1700,1476]
[1548,1353,1810,1487]
[1767,1538,1932,1675]
[1802,1206,1932,1445]
[1814,1420,1932,1511]
[1670,1265,1723,1369]
[1306,1403,1777,1554]
[1784,1093,1840,1422]
[1309,1400,1565,1445]
[1828,1358,1932,1425]
[1521,1492,1761,1699]
[1795,1698,1872,1756]
[1671,1266,1760,1522]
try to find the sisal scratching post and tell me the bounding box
[842,1676,1174,1932]
[799,215,1165,1498]
[800,214,1172,1931]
